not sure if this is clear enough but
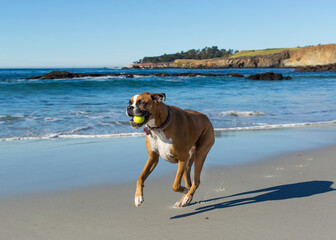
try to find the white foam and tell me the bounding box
[68,111,89,115]
[219,111,267,117]
[44,117,62,122]
[132,75,147,78]
[214,120,336,132]
[80,76,122,81]
[1,120,336,142]
[0,132,145,142]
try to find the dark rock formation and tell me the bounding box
[28,71,290,81]
[154,72,169,77]
[40,71,76,79]
[27,71,107,80]
[294,63,336,72]
[247,72,291,80]
[27,71,247,80]
[228,73,244,78]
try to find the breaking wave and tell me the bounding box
[216,111,267,117]
[2,120,336,142]
[215,120,336,132]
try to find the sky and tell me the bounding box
[0,0,335,68]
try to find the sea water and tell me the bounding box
[1,68,336,141]
[1,68,336,196]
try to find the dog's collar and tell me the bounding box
[144,106,172,135]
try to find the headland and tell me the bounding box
[126,43,336,69]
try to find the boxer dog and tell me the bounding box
[126,92,215,207]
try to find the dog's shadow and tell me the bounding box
[171,180,335,219]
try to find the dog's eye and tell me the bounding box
[129,100,132,105]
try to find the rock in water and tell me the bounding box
[294,63,336,72]
[40,71,76,79]
[247,72,291,80]
[228,73,244,78]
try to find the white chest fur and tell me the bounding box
[148,130,176,163]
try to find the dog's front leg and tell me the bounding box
[135,152,159,207]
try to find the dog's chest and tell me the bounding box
[148,131,176,163]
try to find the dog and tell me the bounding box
[126,92,215,207]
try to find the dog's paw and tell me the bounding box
[174,194,191,208]
[135,196,144,207]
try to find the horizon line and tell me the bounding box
[0,66,125,69]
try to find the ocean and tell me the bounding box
[1,67,336,196]
[1,68,336,141]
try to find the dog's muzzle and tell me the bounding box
[126,105,135,117]
[126,105,150,129]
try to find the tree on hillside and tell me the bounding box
[135,46,238,64]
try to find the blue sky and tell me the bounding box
[1,0,335,67]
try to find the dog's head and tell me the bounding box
[126,92,166,129]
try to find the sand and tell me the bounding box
[1,143,336,240]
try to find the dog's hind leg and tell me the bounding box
[183,146,195,190]
[175,127,214,207]
[172,160,188,194]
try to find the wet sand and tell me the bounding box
[0,141,336,239]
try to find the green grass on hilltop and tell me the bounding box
[229,47,301,58]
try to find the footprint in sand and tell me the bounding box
[275,167,284,171]
[306,157,314,161]
[215,187,226,192]
[264,175,276,178]
[296,164,306,168]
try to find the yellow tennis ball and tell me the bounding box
[133,116,145,124]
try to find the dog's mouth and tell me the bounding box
[129,114,150,129]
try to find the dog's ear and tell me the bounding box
[150,93,166,102]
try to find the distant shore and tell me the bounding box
[126,44,336,69]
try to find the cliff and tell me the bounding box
[282,44,336,67]
[126,44,336,69]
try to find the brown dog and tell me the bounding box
[126,92,215,207]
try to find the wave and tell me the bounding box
[0,132,145,142]
[2,120,336,142]
[79,75,125,80]
[219,111,267,117]
[215,120,336,132]
[208,111,267,117]
[0,115,66,123]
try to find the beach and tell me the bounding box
[1,68,336,239]
[1,127,336,239]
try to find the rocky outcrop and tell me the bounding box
[294,63,336,72]
[283,44,336,67]
[175,50,291,69]
[28,71,289,81]
[27,71,108,80]
[125,44,336,69]
[247,72,292,80]
[125,50,290,69]
[27,71,246,80]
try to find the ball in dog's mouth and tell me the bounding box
[133,116,145,124]
[130,115,150,129]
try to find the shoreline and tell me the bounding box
[1,141,336,239]
[2,119,336,142]
[1,126,336,198]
